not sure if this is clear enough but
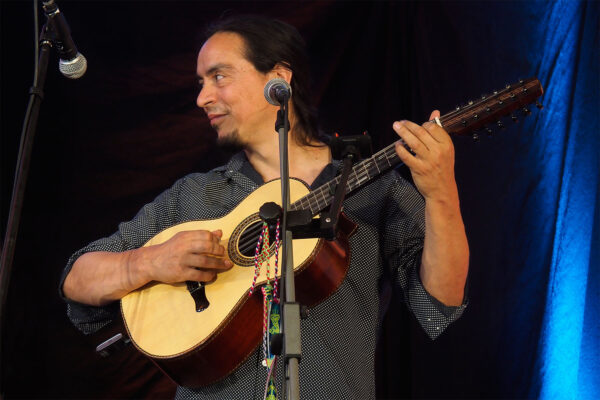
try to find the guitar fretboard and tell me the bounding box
[290,143,402,216]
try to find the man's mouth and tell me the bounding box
[207,113,226,123]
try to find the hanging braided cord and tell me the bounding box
[249,219,281,400]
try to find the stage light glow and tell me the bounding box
[530,1,599,399]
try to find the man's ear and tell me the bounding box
[269,63,293,84]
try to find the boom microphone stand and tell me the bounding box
[273,88,302,400]
[1,2,85,393]
[0,2,54,374]
[261,79,372,400]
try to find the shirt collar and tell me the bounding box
[225,151,341,191]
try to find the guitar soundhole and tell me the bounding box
[229,214,280,267]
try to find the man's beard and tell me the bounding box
[215,128,246,153]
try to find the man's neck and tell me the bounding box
[244,129,331,186]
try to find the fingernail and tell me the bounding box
[393,121,401,129]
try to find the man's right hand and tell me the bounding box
[142,229,233,284]
[63,229,233,306]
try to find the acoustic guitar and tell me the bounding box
[121,78,543,387]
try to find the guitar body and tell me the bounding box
[120,178,356,387]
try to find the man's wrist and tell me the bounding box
[126,247,153,289]
[424,189,461,214]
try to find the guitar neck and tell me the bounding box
[290,143,401,215]
[291,77,543,216]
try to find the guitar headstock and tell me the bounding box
[440,77,544,139]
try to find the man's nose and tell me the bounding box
[196,84,214,108]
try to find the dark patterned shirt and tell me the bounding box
[61,152,466,399]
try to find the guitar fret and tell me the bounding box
[369,159,379,176]
[301,197,310,211]
[305,195,315,211]
[307,200,315,214]
[347,177,356,192]
[372,157,381,173]
[312,192,321,210]
[315,192,324,210]
[320,187,328,205]
[355,171,368,185]
[376,153,388,169]
[383,151,392,167]
[362,162,370,179]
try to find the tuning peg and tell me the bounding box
[486,127,493,136]
[461,119,468,126]
[455,105,461,111]
[505,83,511,89]
[481,94,487,100]
[511,114,519,123]
[536,101,544,109]
[468,100,474,105]
[497,120,505,129]
[522,107,531,115]
[518,78,524,84]
[472,132,480,142]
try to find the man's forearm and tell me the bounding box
[62,248,152,307]
[419,192,469,306]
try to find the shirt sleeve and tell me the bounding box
[58,175,192,335]
[383,172,467,340]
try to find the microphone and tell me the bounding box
[42,0,87,79]
[264,78,292,106]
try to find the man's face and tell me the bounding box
[196,32,275,147]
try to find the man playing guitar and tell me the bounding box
[61,15,468,399]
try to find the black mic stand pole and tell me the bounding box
[275,97,301,400]
[0,16,54,388]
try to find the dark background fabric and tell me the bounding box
[1,1,598,399]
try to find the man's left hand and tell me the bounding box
[393,110,458,203]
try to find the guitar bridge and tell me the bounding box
[186,281,210,312]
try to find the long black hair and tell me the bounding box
[204,15,321,146]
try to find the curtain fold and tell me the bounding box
[531,1,599,398]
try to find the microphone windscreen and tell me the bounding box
[59,53,87,79]
[264,78,291,106]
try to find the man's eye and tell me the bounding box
[215,74,224,81]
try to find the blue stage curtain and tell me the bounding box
[526,1,599,398]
